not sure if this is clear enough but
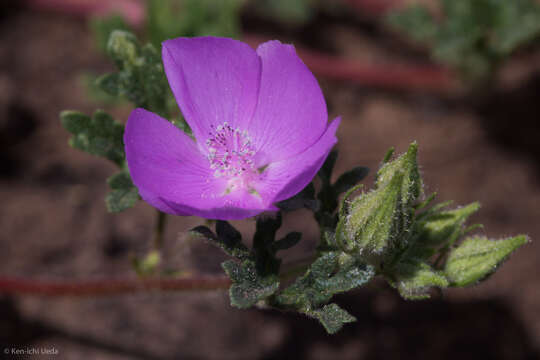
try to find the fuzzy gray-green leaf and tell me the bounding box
[60,110,125,167]
[407,202,481,259]
[445,235,528,287]
[106,170,139,212]
[391,258,449,300]
[310,304,356,334]
[222,260,279,309]
[97,31,171,117]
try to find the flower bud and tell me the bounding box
[336,143,422,267]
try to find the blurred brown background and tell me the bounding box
[1,1,540,359]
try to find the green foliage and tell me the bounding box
[406,202,481,259]
[313,150,370,236]
[146,0,243,47]
[311,304,357,334]
[389,258,449,300]
[90,14,131,54]
[445,235,528,286]
[333,143,526,300]
[60,110,125,167]
[335,143,421,265]
[80,73,126,105]
[386,0,540,81]
[384,200,480,299]
[273,251,374,333]
[106,170,140,213]
[250,0,315,25]
[60,110,140,213]
[191,218,284,309]
[96,31,171,117]
[278,151,369,231]
[222,260,280,308]
[190,221,250,260]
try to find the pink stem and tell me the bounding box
[0,275,231,297]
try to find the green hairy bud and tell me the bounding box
[336,143,421,267]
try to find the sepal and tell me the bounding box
[445,235,528,287]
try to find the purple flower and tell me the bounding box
[124,37,340,220]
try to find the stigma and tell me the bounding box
[206,122,259,191]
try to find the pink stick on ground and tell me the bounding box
[0,276,231,297]
[244,35,454,92]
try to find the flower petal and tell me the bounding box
[159,190,279,221]
[124,108,276,220]
[162,37,261,150]
[248,40,328,163]
[259,117,341,203]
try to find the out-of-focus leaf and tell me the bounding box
[97,31,171,117]
[60,110,125,167]
[106,170,140,213]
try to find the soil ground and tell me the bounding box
[1,5,540,360]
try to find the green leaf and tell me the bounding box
[190,222,250,260]
[386,5,438,43]
[273,251,373,333]
[106,170,140,212]
[222,259,279,309]
[90,14,131,54]
[390,258,449,300]
[60,110,125,167]
[276,252,374,308]
[97,31,171,117]
[406,202,481,259]
[251,0,315,25]
[386,0,540,82]
[80,73,126,105]
[489,0,540,54]
[310,304,356,334]
[147,0,242,47]
[445,235,528,287]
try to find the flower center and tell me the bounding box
[206,122,258,187]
